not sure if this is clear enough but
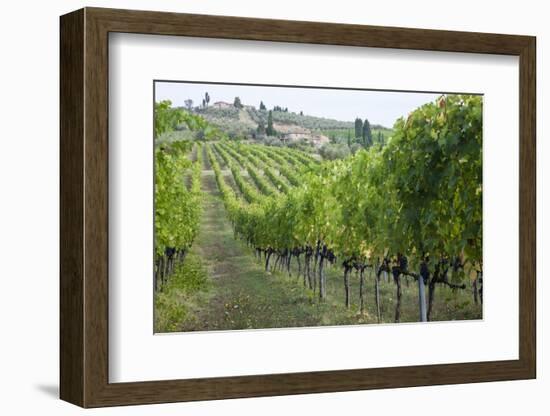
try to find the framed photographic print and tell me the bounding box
[60,7,536,408]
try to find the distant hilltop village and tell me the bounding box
[192,98,353,147]
[211,101,232,109]
[271,123,329,147]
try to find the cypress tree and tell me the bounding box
[354,117,363,139]
[266,110,275,136]
[362,118,373,148]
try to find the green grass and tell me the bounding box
[269,261,482,325]
[154,252,209,332]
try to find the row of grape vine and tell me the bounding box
[207,95,482,323]
[154,141,203,291]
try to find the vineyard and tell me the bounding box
[154,94,483,332]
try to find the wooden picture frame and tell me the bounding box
[60,7,536,408]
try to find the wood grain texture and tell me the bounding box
[83,10,110,406]
[59,8,84,407]
[518,38,537,375]
[59,7,537,408]
[89,7,532,54]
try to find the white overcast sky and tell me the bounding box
[155,81,444,128]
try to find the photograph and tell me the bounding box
[153,81,483,333]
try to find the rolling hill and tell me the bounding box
[192,102,391,148]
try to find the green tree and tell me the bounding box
[259,101,266,110]
[266,110,276,136]
[257,120,266,135]
[154,102,223,142]
[234,96,243,108]
[154,100,186,139]
[184,99,193,111]
[362,118,373,148]
[354,117,363,139]
[204,92,210,107]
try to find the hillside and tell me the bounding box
[192,102,391,148]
